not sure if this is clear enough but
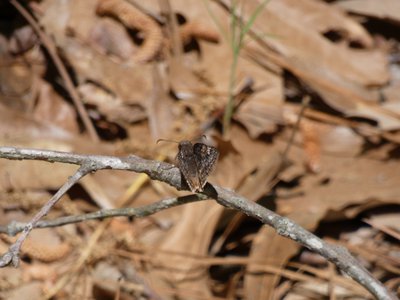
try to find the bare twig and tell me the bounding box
[10,0,99,142]
[0,195,204,235]
[0,146,396,300]
[0,164,91,267]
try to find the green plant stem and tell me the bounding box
[223,48,240,136]
[222,0,270,136]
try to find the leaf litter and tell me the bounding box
[0,0,399,299]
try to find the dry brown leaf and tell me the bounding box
[96,0,163,63]
[201,39,283,126]
[317,124,363,157]
[0,103,74,142]
[236,149,282,199]
[271,0,374,47]
[300,119,322,173]
[65,38,153,105]
[0,159,77,195]
[228,150,287,300]
[170,0,284,134]
[290,280,362,299]
[88,18,135,60]
[0,103,119,203]
[2,1,399,299]
[235,99,284,138]
[228,0,399,129]
[22,263,58,283]
[92,262,126,299]
[41,0,153,104]
[210,146,281,254]
[168,55,212,100]
[8,25,38,55]
[78,83,147,124]
[367,213,400,232]
[33,79,79,134]
[250,0,384,85]
[2,282,42,300]
[336,0,400,24]
[277,151,400,230]
[363,215,400,241]
[245,227,300,300]
[1,228,71,263]
[180,20,220,45]
[155,200,222,298]
[147,64,175,140]
[214,125,277,189]
[0,59,35,110]
[380,74,400,128]
[289,116,364,173]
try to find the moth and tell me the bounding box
[176,140,219,192]
[158,139,219,192]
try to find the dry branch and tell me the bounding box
[0,146,397,300]
[0,195,204,235]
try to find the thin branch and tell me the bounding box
[9,0,100,142]
[0,146,396,300]
[0,165,91,267]
[0,195,205,235]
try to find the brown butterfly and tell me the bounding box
[176,141,219,192]
[158,139,219,192]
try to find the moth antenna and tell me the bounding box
[156,138,179,144]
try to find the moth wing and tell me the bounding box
[193,143,219,189]
[176,142,202,192]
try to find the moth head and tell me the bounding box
[177,140,192,150]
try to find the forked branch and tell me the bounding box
[0,146,396,300]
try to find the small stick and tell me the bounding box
[0,195,205,235]
[0,164,92,267]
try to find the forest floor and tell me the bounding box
[0,0,399,299]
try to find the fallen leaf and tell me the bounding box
[336,0,400,24]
